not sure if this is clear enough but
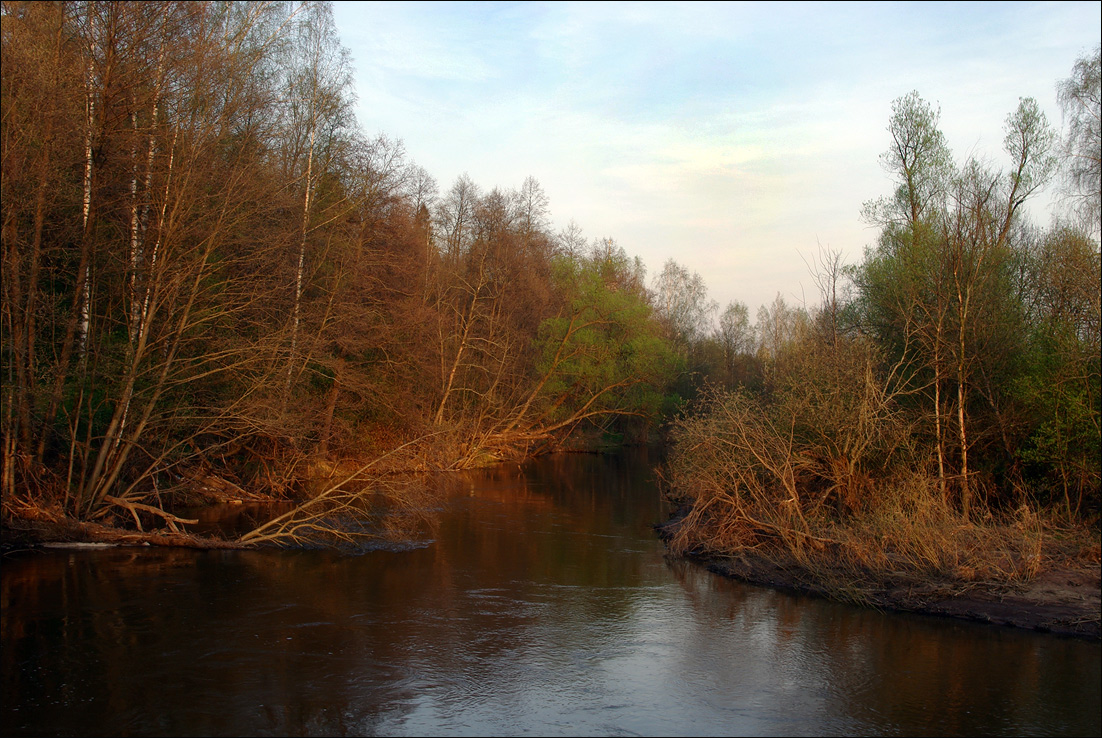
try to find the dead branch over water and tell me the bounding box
[236,433,444,548]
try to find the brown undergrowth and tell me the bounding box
[658,386,1101,637]
[664,536,1100,639]
[660,470,1057,601]
[1,466,436,551]
[659,498,1100,638]
[0,428,539,550]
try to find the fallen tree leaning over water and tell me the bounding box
[235,433,445,548]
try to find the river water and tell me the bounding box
[2,450,1099,736]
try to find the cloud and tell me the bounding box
[334,1,1101,314]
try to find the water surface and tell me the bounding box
[2,450,1099,736]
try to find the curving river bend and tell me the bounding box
[2,449,1099,736]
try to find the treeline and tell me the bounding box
[664,52,1101,587]
[2,0,1098,550]
[1,1,694,527]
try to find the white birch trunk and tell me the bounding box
[287,124,316,394]
[78,62,94,358]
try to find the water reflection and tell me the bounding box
[665,559,1101,736]
[172,501,298,538]
[2,449,1099,737]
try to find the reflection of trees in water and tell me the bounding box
[7,450,1095,736]
[667,556,1101,735]
[176,501,299,538]
[1,545,434,735]
[429,451,667,628]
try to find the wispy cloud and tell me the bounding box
[335,1,1100,312]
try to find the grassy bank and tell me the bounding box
[658,387,1100,627]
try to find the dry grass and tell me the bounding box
[662,384,1055,606]
[664,470,1050,605]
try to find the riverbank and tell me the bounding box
[665,535,1101,640]
[656,419,1101,640]
[0,516,249,550]
[6,454,1099,642]
[7,510,1098,641]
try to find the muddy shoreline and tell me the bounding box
[681,550,1101,640]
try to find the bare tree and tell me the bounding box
[755,293,808,364]
[1,1,343,521]
[651,258,718,353]
[1057,45,1101,236]
[717,301,753,358]
[280,0,355,397]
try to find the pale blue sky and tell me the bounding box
[333,1,1101,314]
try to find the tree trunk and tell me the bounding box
[287,123,316,397]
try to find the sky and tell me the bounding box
[332,1,1101,316]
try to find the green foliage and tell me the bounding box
[671,83,1098,547]
[1018,372,1100,513]
[532,251,682,434]
[1014,231,1102,516]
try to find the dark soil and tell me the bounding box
[683,551,1101,640]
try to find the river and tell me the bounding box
[2,449,1099,736]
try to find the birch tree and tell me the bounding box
[1057,45,1101,236]
[858,93,1056,516]
[2,1,316,520]
[945,98,1056,516]
[278,0,354,397]
[858,91,955,497]
[651,259,717,353]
